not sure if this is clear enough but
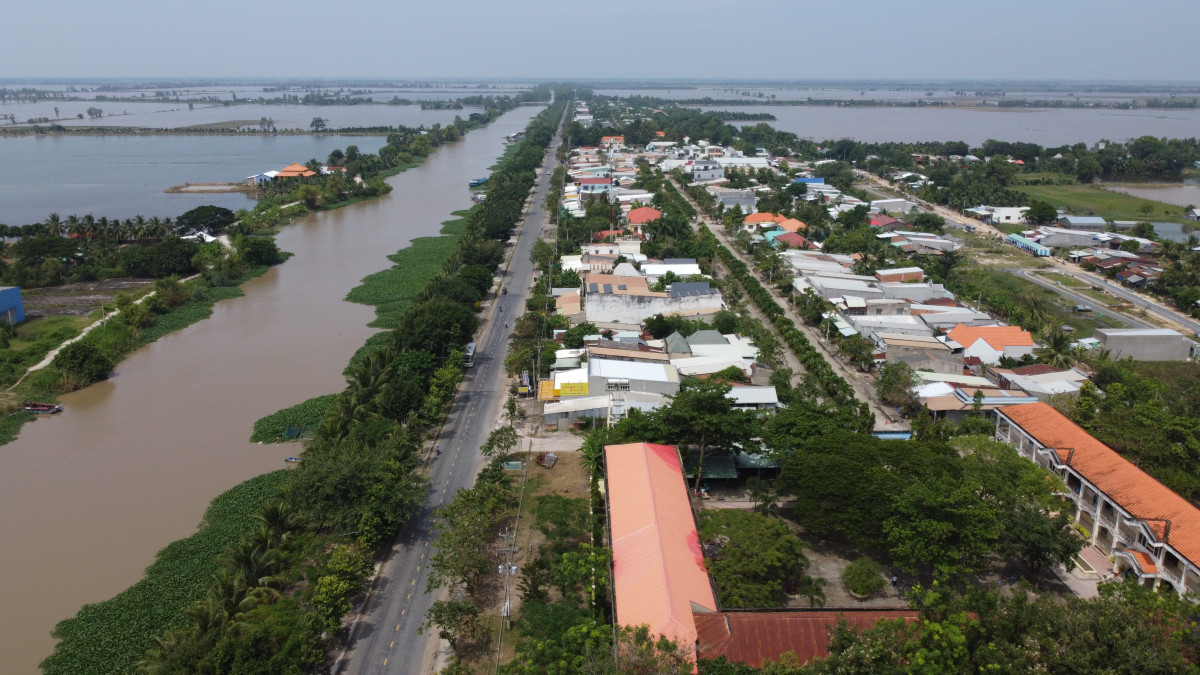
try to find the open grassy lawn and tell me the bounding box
[1018,183,1192,223]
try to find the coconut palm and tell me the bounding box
[254,500,299,542]
[44,212,61,237]
[219,541,282,589]
[206,569,266,624]
[1036,329,1075,368]
[440,250,464,275]
[185,596,230,635]
[137,627,194,673]
[321,395,357,440]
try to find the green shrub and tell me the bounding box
[842,557,887,598]
[52,340,114,388]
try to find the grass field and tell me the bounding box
[1018,183,1193,224]
[1036,272,1088,288]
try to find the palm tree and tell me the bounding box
[81,214,96,240]
[206,569,266,624]
[440,250,464,275]
[44,212,61,237]
[1035,329,1075,368]
[254,500,298,543]
[748,477,779,517]
[185,596,230,635]
[219,541,281,589]
[797,575,827,607]
[137,627,194,673]
[147,216,168,239]
[321,395,357,440]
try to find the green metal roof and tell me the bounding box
[683,454,738,479]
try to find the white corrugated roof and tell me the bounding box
[589,358,679,383]
[726,386,778,405]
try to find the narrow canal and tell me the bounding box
[0,105,541,674]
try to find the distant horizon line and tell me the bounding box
[4,77,1200,87]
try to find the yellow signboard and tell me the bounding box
[538,380,557,401]
[560,382,590,397]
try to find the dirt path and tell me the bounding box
[670,179,904,430]
[7,272,202,391]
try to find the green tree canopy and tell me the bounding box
[177,205,237,234]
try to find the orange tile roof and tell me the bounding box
[606,443,717,656]
[695,610,918,667]
[1123,549,1159,574]
[275,162,316,178]
[744,212,784,224]
[947,324,1034,350]
[1001,402,1200,567]
[627,206,664,224]
[777,218,807,233]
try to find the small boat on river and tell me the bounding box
[284,457,302,464]
[20,401,63,414]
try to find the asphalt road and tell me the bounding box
[1042,264,1200,335]
[1008,268,1155,329]
[339,112,564,675]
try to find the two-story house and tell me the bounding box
[995,402,1200,597]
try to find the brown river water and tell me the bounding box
[0,105,540,675]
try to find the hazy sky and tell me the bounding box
[4,0,1197,82]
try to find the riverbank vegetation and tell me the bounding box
[39,95,569,675]
[40,471,289,675]
[0,238,285,442]
[0,92,547,442]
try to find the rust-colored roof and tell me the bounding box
[1001,403,1200,567]
[923,297,959,307]
[694,610,918,667]
[275,162,316,178]
[1011,363,1064,376]
[627,206,664,224]
[1124,549,1159,574]
[606,443,717,656]
[577,177,612,185]
[948,324,1034,351]
[774,232,809,249]
[744,212,784,224]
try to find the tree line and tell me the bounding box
[40,95,570,675]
